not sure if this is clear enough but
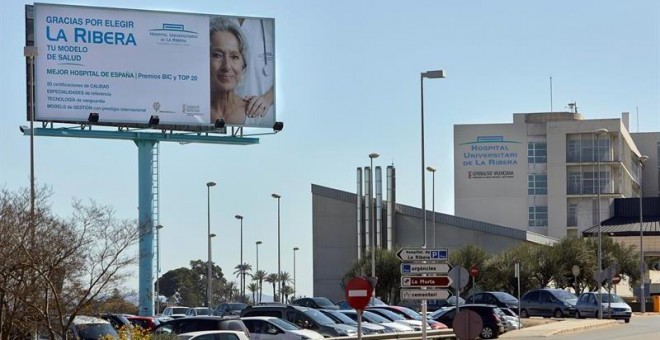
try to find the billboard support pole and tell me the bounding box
[137,139,156,316]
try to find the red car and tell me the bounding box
[367,305,448,329]
[126,316,161,331]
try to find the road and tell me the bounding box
[553,315,660,340]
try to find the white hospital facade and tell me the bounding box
[454,111,660,240]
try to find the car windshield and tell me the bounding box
[313,298,337,308]
[323,311,357,325]
[370,309,405,321]
[228,303,247,310]
[303,309,337,326]
[430,307,454,319]
[194,308,210,315]
[173,307,189,314]
[601,294,625,303]
[393,307,421,320]
[76,323,117,339]
[491,292,519,302]
[362,311,388,323]
[269,318,301,331]
[553,290,577,301]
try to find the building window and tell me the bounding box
[567,171,610,194]
[566,228,578,238]
[567,203,577,226]
[528,206,548,227]
[528,142,547,163]
[528,174,548,195]
[566,137,610,163]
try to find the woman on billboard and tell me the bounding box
[209,17,249,125]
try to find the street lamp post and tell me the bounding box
[368,153,379,283]
[420,70,444,340]
[638,155,649,313]
[420,69,445,249]
[206,181,216,312]
[272,193,281,302]
[426,166,436,248]
[594,128,608,319]
[293,247,300,298]
[235,215,244,301]
[256,240,263,303]
[155,224,164,314]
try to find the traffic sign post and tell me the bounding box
[345,277,374,340]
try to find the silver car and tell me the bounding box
[575,292,631,323]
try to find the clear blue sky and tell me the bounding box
[1,0,658,300]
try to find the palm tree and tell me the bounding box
[252,270,267,303]
[233,263,252,302]
[265,273,279,302]
[280,285,295,303]
[247,282,259,304]
[224,281,237,301]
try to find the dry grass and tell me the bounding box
[521,317,560,328]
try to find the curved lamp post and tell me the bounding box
[594,128,608,319]
[293,247,300,298]
[426,166,437,248]
[235,215,244,300]
[638,155,649,312]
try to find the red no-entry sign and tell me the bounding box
[345,277,373,310]
[470,265,479,278]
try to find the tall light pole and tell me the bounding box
[235,215,244,301]
[255,240,263,303]
[368,153,379,282]
[421,70,444,340]
[594,128,608,319]
[206,181,216,311]
[421,69,445,248]
[155,224,164,314]
[271,193,281,302]
[638,155,649,313]
[427,166,437,248]
[293,247,300,298]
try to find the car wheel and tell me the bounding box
[553,309,564,318]
[481,326,495,339]
[575,310,582,319]
[625,318,630,324]
[520,309,529,318]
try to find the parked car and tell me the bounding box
[367,306,447,329]
[98,313,133,332]
[365,307,429,331]
[520,289,577,318]
[163,306,191,319]
[69,315,119,340]
[292,297,339,310]
[127,316,161,331]
[241,316,325,339]
[178,330,249,340]
[338,310,415,333]
[153,316,250,337]
[429,304,504,339]
[186,307,214,317]
[319,309,390,334]
[215,303,248,317]
[428,296,465,311]
[240,304,359,337]
[575,292,631,323]
[499,308,522,330]
[336,297,387,309]
[465,292,519,311]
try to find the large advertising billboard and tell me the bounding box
[29,3,275,129]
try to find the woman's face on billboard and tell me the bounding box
[210,30,244,93]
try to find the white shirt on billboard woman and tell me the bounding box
[233,17,275,128]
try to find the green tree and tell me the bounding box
[247,282,259,304]
[281,285,295,303]
[158,260,225,307]
[233,263,252,302]
[448,244,490,295]
[265,273,278,302]
[342,248,401,304]
[252,270,267,303]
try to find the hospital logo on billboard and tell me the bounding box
[460,135,520,167]
[149,23,199,46]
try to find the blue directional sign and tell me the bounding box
[400,263,452,275]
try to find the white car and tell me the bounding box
[163,306,190,319]
[241,316,325,340]
[178,330,249,340]
[339,310,415,333]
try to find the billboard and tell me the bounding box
[29,3,275,129]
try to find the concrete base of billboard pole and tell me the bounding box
[138,139,156,316]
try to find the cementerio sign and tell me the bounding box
[29,3,276,129]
